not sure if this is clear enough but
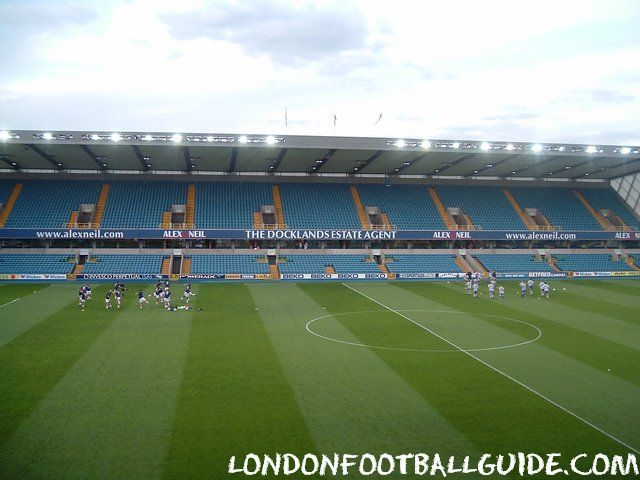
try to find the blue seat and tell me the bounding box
[101,181,187,229]
[83,255,163,274]
[190,255,269,274]
[279,184,360,229]
[0,254,75,274]
[436,186,525,230]
[4,180,102,228]
[579,189,638,230]
[385,255,459,273]
[554,254,634,272]
[358,184,445,229]
[475,254,554,273]
[509,187,600,230]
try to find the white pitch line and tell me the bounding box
[0,298,19,308]
[342,282,639,454]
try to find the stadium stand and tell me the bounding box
[357,184,445,229]
[195,182,272,229]
[3,180,102,228]
[436,186,526,230]
[554,254,635,272]
[101,181,188,228]
[190,255,270,274]
[82,255,164,274]
[279,183,361,229]
[385,254,460,273]
[279,255,380,274]
[509,187,601,230]
[0,254,74,274]
[578,188,638,229]
[0,180,14,205]
[474,254,555,273]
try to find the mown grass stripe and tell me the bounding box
[300,282,637,458]
[562,281,640,312]
[0,287,118,449]
[0,283,192,480]
[384,282,640,453]
[430,281,640,384]
[248,283,479,459]
[344,282,639,455]
[162,284,316,480]
[0,284,79,348]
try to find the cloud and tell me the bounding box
[162,0,372,66]
[581,89,635,104]
[0,1,100,29]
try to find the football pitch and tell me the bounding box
[0,280,638,479]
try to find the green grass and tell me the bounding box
[0,280,638,479]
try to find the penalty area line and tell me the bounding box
[341,282,639,455]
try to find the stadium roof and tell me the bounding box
[1,129,639,181]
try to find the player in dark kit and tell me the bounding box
[137,289,149,309]
[105,290,113,309]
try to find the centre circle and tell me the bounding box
[305,310,542,352]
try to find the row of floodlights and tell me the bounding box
[390,139,635,155]
[0,131,285,145]
[0,130,636,156]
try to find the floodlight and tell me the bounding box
[620,147,631,155]
[0,131,10,141]
[505,144,515,151]
[171,134,183,143]
[585,146,597,154]
[110,133,122,142]
[238,135,248,144]
[43,132,53,140]
[531,144,543,153]
[144,135,153,141]
[565,166,571,169]
[480,142,490,151]
[395,139,406,148]
[206,136,214,142]
[486,164,493,168]
[452,142,460,148]
[265,135,276,145]
[421,140,431,149]
[558,146,566,152]
[90,134,100,141]
[403,161,411,166]
[473,170,479,174]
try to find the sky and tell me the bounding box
[1,0,639,145]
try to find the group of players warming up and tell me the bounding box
[464,271,553,300]
[78,281,195,311]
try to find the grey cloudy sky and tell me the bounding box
[1,0,639,144]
